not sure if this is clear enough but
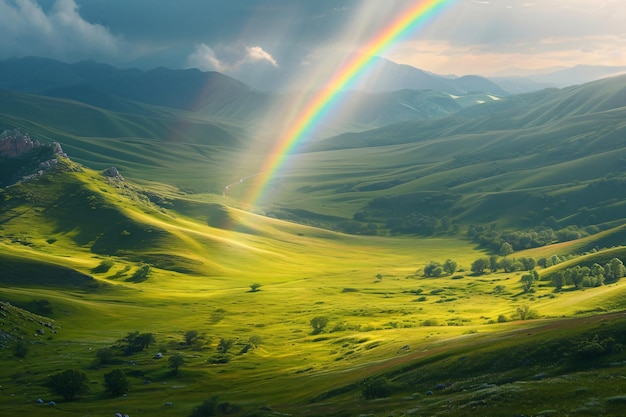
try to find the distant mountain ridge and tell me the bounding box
[0,57,506,137]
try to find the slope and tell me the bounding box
[243,75,626,233]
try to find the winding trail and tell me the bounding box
[223,172,262,196]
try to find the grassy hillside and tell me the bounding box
[1,65,626,416]
[1,161,626,416]
[2,162,626,416]
[231,75,626,237]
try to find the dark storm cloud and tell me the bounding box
[1,0,625,77]
[75,0,359,46]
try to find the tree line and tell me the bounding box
[467,224,593,252]
[548,258,625,291]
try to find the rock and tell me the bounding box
[0,130,37,158]
[36,398,44,403]
[104,166,124,180]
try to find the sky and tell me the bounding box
[1,0,626,85]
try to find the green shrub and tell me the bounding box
[104,369,129,395]
[47,369,89,401]
[362,377,393,399]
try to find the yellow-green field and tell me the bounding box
[1,165,626,417]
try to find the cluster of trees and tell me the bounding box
[47,368,128,401]
[335,220,380,236]
[385,213,441,235]
[47,328,264,405]
[467,225,590,252]
[120,331,155,354]
[550,258,625,291]
[189,396,242,417]
[423,259,458,277]
[470,256,538,275]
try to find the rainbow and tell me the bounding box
[246,0,456,206]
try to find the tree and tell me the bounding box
[249,283,261,292]
[516,305,538,320]
[185,330,199,346]
[104,369,129,395]
[590,263,605,287]
[361,377,393,400]
[432,266,444,277]
[423,261,441,277]
[551,271,565,291]
[168,353,184,375]
[499,257,517,273]
[310,316,329,334]
[47,369,89,401]
[500,242,514,256]
[566,266,586,289]
[443,259,458,275]
[189,396,218,417]
[489,255,499,273]
[470,258,489,275]
[518,257,537,271]
[606,258,625,283]
[122,331,155,354]
[217,338,234,354]
[95,347,115,366]
[135,333,155,350]
[521,274,535,293]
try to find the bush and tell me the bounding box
[189,396,218,417]
[121,331,155,354]
[217,338,234,354]
[310,316,329,334]
[185,330,199,346]
[14,340,28,358]
[516,305,539,320]
[362,377,393,399]
[169,353,184,375]
[126,264,151,282]
[95,347,115,366]
[104,369,129,395]
[92,260,114,274]
[47,369,89,401]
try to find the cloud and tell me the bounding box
[187,44,225,72]
[0,0,124,62]
[187,43,278,73]
[246,46,278,67]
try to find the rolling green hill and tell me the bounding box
[247,75,626,235]
[1,62,626,416]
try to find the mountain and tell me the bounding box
[323,56,510,96]
[0,57,508,139]
[530,65,626,88]
[492,65,626,94]
[0,57,269,118]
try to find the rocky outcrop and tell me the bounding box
[0,129,69,186]
[103,166,124,181]
[0,130,37,158]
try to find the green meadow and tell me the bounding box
[1,73,626,416]
[2,160,626,416]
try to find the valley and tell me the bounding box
[1,57,626,416]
